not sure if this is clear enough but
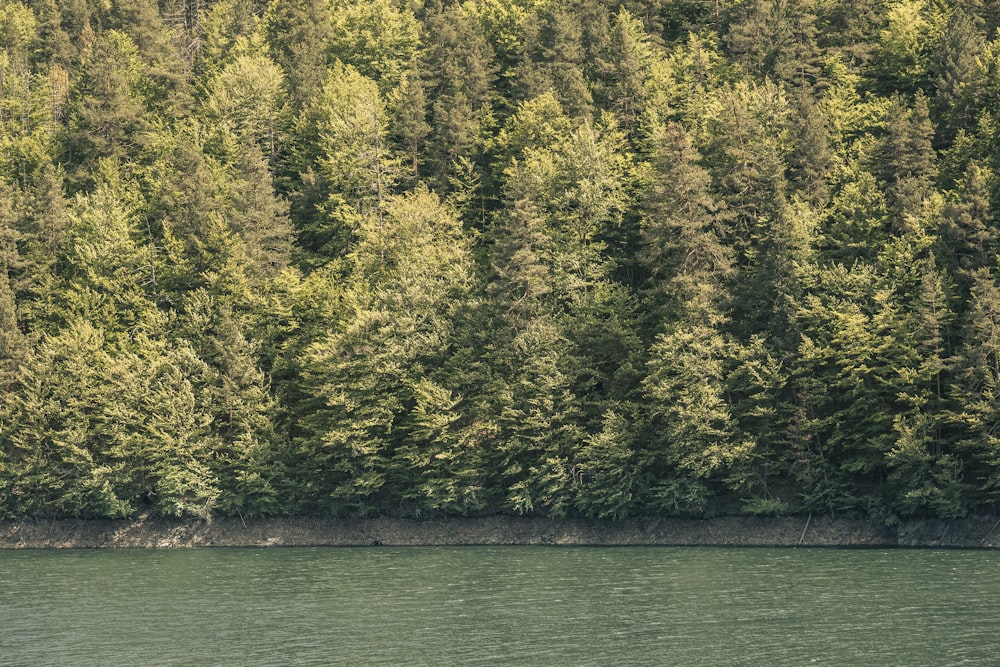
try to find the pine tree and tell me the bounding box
[878,91,937,217]
[725,0,822,90]
[292,63,397,261]
[639,122,732,325]
[931,9,985,144]
[263,0,334,106]
[295,189,477,515]
[67,30,151,185]
[202,50,288,164]
[592,8,651,139]
[327,0,420,95]
[420,2,497,194]
[517,2,594,119]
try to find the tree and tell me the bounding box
[485,101,643,516]
[420,2,497,194]
[0,320,134,518]
[0,179,28,392]
[639,122,732,325]
[389,73,430,182]
[172,290,286,518]
[140,127,227,298]
[592,8,652,139]
[0,7,62,189]
[223,143,294,280]
[953,270,1000,506]
[263,0,334,105]
[106,0,193,115]
[869,0,941,96]
[197,0,261,78]
[11,163,70,332]
[327,0,420,95]
[66,30,150,185]
[931,9,985,144]
[725,0,822,90]
[937,162,993,289]
[295,189,478,515]
[289,63,398,260]
[202,50,288,163]
[643,324,752,514]
[877,92,937,216]
[61,164,156,336]
[885,255,966,518]
[788,90,833,203]
[516,2,594,119]
[696,78,795,340]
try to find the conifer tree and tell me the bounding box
[287,63,398,260]
[878,91,937,216]
[592,7,651,139]
[517,2,594,119]
[67,30,151,185]
[327,0,420,95]
[295,189,477,514]
[420,2,497,195]
[263,0,334,105]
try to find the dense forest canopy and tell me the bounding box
[2,0,1000,523]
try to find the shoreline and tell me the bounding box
[2,514,999,549]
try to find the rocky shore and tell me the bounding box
[2,514,1000,549]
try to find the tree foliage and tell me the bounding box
[5,0,1000,523]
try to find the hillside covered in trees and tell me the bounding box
[2,0,1000,523]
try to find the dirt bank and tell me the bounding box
[2,514,999,548]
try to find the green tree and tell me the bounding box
[61,164,156,335]
[639,122,732,325]
[516,2,594,119]
[642,324,750,515]
[953,269,1000,507]
[931,9,985,144]
[67,30,151,185]
[0,320,134,518]
[877,92,937,210]
[202,50,288,163]
[327,0,420,95]
[592,7,653,138]
[869,0,942,95]
[197,0,262,78]
[295,189,478,515]
[289,63,397,260]
[420,2,497,194]
[263,0,334,105]
[725,0,822,90]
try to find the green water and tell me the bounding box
[1,546,998,666]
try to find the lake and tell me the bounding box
[1,546,998,665]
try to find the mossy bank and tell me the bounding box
[2,515,1000,549]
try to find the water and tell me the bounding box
[1,546,998,666]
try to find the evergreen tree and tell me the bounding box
[878,91,937,216]
[953,269,1000,506]
[591,7,652,139]
[263,0,334,105]
[516,2,594,119]
[930,8,984,145]
[287,62,398,260]
[66,30,151,185]
[327,0,420,95]
[639,122,732,325]
[295,189,477,515]
[202,49,288,164]
[420,2,497,195]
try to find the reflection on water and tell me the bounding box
[1,545,998,666]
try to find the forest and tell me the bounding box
[2,0,1000,523]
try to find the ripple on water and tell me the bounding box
[1,546,999,666]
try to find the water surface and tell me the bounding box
[2,546,998,665]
